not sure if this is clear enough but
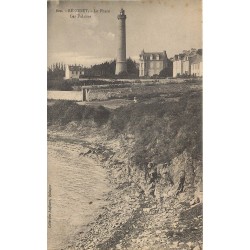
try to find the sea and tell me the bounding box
[48,140,111,250]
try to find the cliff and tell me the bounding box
[48,87,203,249]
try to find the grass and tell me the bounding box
[108,91,202,166]
[47,89,202,168]
[47,100,110,126]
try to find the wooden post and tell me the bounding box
[81,88,85,102]
[86,89,90,102]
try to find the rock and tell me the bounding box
[193,245,201,250]
[156,230,161,234]
[171,222,178,228]
[172,241,179,247]
[190,199,196,206]
[134,191,141,197]
[143,207,151,213]
[195,191,203,203]
[116,243,122,249]
[124,195,131,202]
[187,242,194,248]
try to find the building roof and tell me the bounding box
[174,53,186,61]
[139,50,167,60]
[191,55,202,64]
[173,48,202,61]
[68,65,83,72]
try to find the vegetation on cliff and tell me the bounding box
[109,92,202,166]
[47,101,110,126]
[47,90,202,168]
[48,88,203,249]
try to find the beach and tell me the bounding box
[48,138,111,250]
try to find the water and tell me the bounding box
[48,140,110,250]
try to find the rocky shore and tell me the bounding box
[48,123,203,250]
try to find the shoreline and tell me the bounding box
[48,127,202,250]
[47,137,112,250]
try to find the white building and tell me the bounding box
[173,54,185,77]
[139,50,169,77]
[191,55,203,77]
[173,49,202,77]
[65,65,84,80]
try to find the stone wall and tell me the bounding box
[47,91,82,101]
[48,81,196,102]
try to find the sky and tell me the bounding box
[48,0,202,67]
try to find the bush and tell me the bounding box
[118,71,129,78]
[151,74,159,79]
[108,91,202,166]
[159,67,173,77]
[47,101,82,125]
[47,80,73,91]
[48,91,202,166]
[47,101,110,126]
[82,105,110,126]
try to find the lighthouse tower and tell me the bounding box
[115,8,127,75]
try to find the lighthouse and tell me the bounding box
[115,8,127,75]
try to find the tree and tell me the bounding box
[118,71,129,77]
[47,62,66,80]
[127,58,138,75]
[159,61,173,78]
